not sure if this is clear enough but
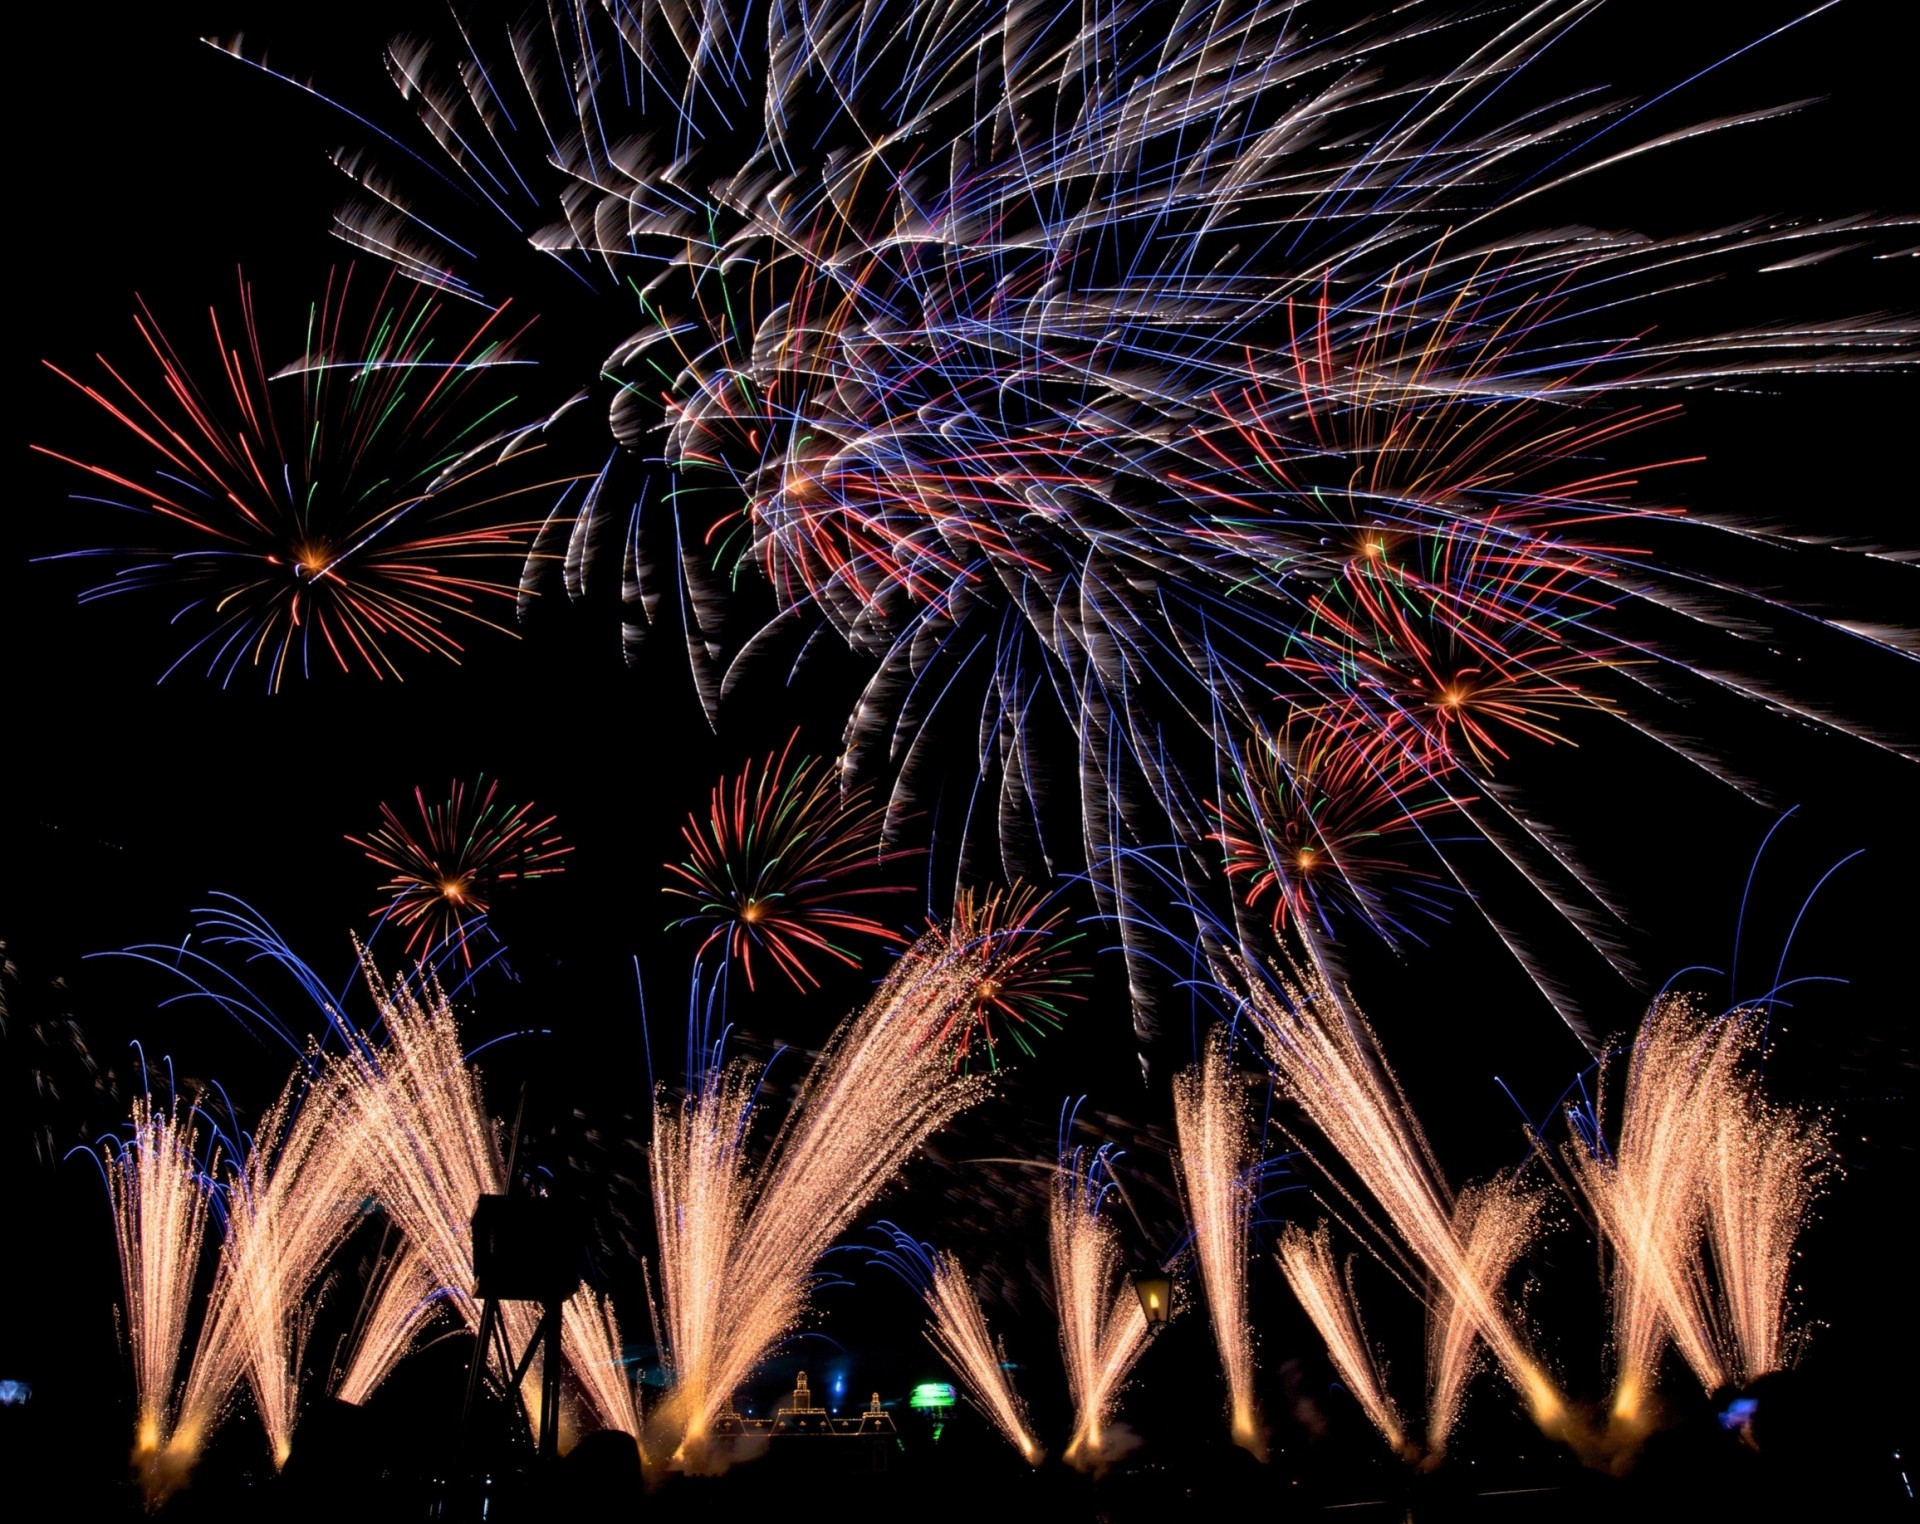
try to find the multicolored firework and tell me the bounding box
[1051,1145,1152,1473]
[349,776,570,962]
[37,267,580,690]
[664,736,908,991]
[1210,713,1451,946]
[648,926,989,1468]
[926,884,1083,1069]
[1276,1221,1408,1458]
[1232,958,1564,1437]
[1171,1036,1263,1456]
[39,1,1905,1491]
[873,1229,1042,1465]
[227,0,1917,1043]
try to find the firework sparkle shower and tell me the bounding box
[7,0,1913,1517]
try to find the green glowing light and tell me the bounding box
[909,1382,956,1411]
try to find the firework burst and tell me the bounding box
[1211,714,1452,944]
[926,884,1083,1069]
[335,1243,444,1408]
[322,956,641,1442]
[349,776,570,962]
[1425,1175,1544,1458]
[1569,999,1737,1426]
[38,266,582,689]
[647,1061,759,1463]
[181,1074,365,1469]
[562,1291,643,1453]
[664,735,909,991]
[95,918,646,1468]
[207,2,1916,1043]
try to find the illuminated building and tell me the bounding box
[709,1373,901,1468]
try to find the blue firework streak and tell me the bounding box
[207,2,1916,1047]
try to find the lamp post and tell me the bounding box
[1129,1267,1174,1335]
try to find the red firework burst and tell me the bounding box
[926,883,1085,1070]
[1211,714,1450,941]
[663,735,913,990]
[349,778,570,962]
[36,266,581,690]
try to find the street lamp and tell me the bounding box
[1129,1268,1173,1334]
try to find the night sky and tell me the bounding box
[5,2,1915,1515]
